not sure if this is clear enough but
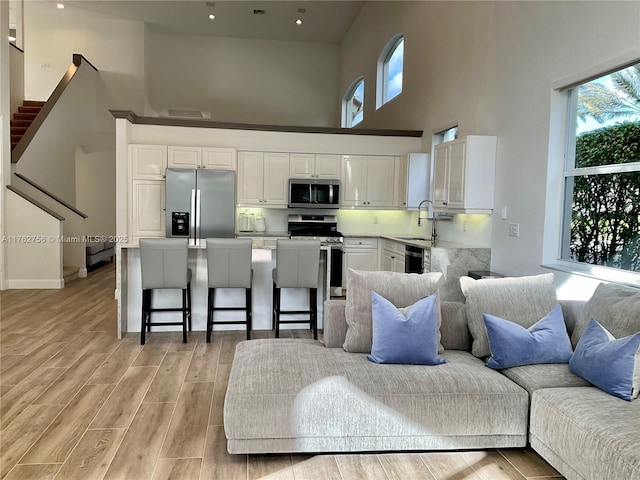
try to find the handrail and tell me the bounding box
[6,185,66,221]
[11,54,98,163]
[110,110,424,138]
[14,173,88,218]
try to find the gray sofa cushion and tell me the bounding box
[571,282,640,348]
[344,269,443,353]
[501,364,590,396]
[530,387,640,480]
[86,241,105,255]
[224,339,529,454]
[460,273,558,358]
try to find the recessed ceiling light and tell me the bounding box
[295,19,303,25]
[208,14,215,20]
[56,3,65,9]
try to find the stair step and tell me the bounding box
[13,112,37,121]
[11,126,28,135]
[11,119,31,127]
[11,134,22,143]
[23,100,46,107]
[18,106,41,114]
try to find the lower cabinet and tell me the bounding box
[343,238,379,288]
[381,239,406,273]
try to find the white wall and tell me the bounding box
[6,190,63,288]
[23,1,145,112]
[145,31,341,127]
[341,1,640,299]
[75,141,115,237]
[10,44,24,115]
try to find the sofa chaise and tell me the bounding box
[223,270,640,480]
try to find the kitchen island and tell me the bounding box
[115,240,332,339]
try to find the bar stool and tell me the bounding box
[139,238,192,345]
[272,239,321,339]
[206,238,253,342]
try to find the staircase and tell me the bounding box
[11,100,45,150]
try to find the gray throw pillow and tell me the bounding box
[343,269,443,353]
[571,282,640,348]
[460,273,558,359]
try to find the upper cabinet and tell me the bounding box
[432,136,496,214]
[237,151,289,207]
[131,144,167,179]
[394,153,430,209]
[342,155,395,208]
[289,153,341,179]
[168,146,237,170]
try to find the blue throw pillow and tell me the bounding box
[483,304,573,369]
[367,291,445,365]
[570,318,640,401]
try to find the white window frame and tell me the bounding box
[376,34,404,109]
[543,51,640,288]
[342,77,364,128]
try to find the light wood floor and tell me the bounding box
[0,263,565,480]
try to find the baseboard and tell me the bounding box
[78,268,88,278]
[6,278,64,289]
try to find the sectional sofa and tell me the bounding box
[223,270,640,480]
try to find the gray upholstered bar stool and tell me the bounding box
[206,238,253,342]
[139,238,192,345]
[272,239,321,339]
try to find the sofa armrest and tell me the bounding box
[323,299,347,348]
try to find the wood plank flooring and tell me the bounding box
[0,263,565,479]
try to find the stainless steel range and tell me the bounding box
[288,214,343,296]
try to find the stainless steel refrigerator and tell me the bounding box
[165,168,236,244]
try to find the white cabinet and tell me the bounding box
[290,153,340,179]
[394,156,407,208]
[130,180,165,242]
[432,136,496,213]
[237,151,289,207]
[343,238,379,287]
[129,145,167,242]
[381,239,406,273]
[168,146,236,170]
[342,155,395,207]
[131,144,166,179]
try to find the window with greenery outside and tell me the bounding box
[564,63,640,272]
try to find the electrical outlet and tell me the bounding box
[508,223,520,237]
[463,221,468,232]
[373,215,379,224]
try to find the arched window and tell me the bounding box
[342,78,364,128]
[377,35,404,108]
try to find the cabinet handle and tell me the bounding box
[443,202,448,205]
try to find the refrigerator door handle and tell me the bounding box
[190,188,197,244]
[195,188,202,245]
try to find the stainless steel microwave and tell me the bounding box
[288,179,340,209]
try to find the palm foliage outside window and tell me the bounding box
[343,78,364,128]
[563,63,640,272]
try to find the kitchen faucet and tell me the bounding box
[417,199,438,245]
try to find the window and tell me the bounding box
[342,78,364,128]
[377,35,404,108]
[561,62,640,274]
